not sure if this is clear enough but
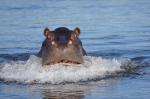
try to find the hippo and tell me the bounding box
[38,27,86,65]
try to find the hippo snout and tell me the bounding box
[43,47,84,65]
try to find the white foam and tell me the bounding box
[0,55,128,84]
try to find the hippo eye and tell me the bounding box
[68,40,73,45]
[51,41,55,45]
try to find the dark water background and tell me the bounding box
[0,0,150,99]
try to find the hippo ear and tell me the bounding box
[44,27,50,37]
[44,27,54,40]
[73,27,80,37]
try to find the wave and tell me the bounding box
[0,55,135,84]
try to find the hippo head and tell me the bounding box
[39,27,86,65]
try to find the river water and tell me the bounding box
[0,0,150,99]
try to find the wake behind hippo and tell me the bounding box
[38,27,87,65]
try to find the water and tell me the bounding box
[0,0,150,99]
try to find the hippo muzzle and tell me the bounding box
[38,27,86,65]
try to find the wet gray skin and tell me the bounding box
[38,27,87,65]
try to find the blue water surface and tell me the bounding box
[0,0,150,99]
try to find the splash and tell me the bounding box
[0,55,130,84]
